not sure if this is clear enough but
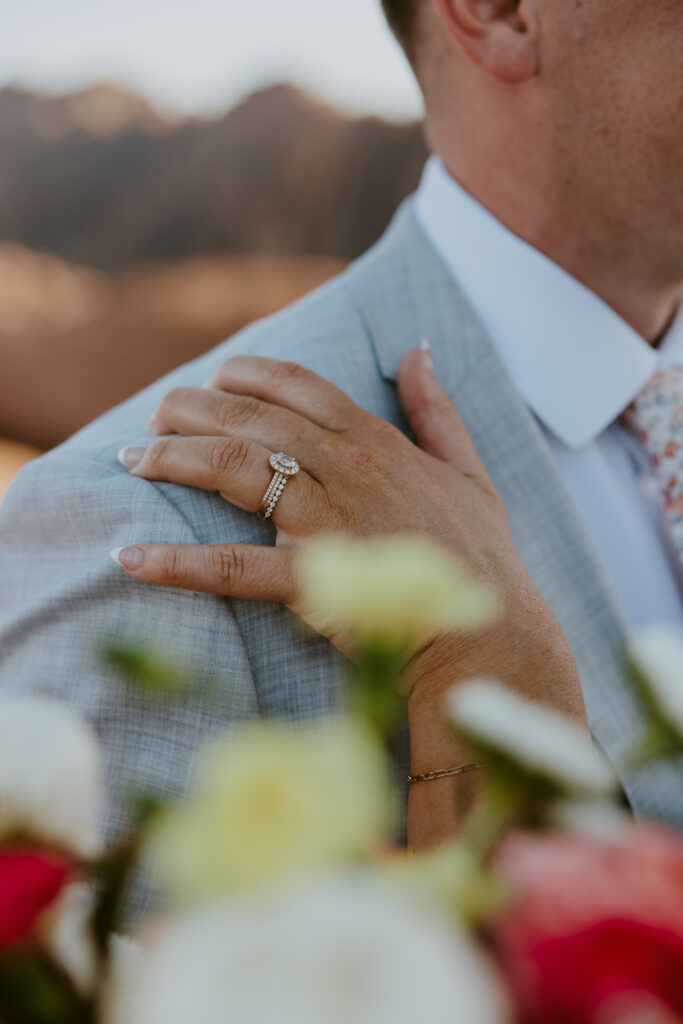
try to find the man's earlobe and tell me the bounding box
[434,0,539,85]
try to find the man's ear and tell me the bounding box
[432,0,539,84]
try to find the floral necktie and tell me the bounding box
[621,366,683,560]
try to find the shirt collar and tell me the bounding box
[414,156,677,451]
[655,307,683,369]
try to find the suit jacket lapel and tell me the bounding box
[347,201,652,787]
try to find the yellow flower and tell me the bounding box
[151,717,392,902]
[297,535,500,651]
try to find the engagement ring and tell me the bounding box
[259,452,300,519]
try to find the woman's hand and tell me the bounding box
[115,345,586,845]
[115,346,524,654]
[115,341,584,702]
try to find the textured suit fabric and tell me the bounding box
[1,199,682,858]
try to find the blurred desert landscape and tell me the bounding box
[0,82,425,497]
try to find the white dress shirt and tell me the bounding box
[415,156,683,631]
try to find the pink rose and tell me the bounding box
[490,827,683,1023]
[0,848,72,948]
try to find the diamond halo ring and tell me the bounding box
[259,452,300,520]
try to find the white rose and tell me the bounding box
[102,934,149,1024]
[0,697,101,856]
[447,680,616,798]
[115,876,510,1024]
[39,882,98,995]
[629,626,683,740]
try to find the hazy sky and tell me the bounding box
[1,0,424,121]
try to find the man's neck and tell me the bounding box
[439,154,683,346]
[549,252,683,347]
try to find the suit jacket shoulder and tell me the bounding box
[0,205,427,847]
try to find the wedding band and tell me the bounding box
[259,452,300,519]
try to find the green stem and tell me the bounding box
[459,787,515,864]
[622,725,682,776]
[351,644,407,743]
[0,949,94,1024]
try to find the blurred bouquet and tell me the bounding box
[2,537,683,1024]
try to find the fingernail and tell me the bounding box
[117,445,147,470]
[420,338,434,372]
[110,546,145,570]
[202,377,215,390]
[146,414,158,434]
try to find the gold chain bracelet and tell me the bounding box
[407,762,485,784]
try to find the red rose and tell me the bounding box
[0,849,72,948]
[491,827,683,1023]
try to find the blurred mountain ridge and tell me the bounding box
[0,83,172,139]
[0,82,427,270]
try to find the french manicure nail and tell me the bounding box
[117,446,147,471]
[420,338,434,372]
[110,546,145,570]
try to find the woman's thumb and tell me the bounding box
[398,342,485,477]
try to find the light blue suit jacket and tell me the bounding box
[1,201,682,848]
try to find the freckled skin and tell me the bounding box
[543,2,683,273]
[423,0,683,340]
